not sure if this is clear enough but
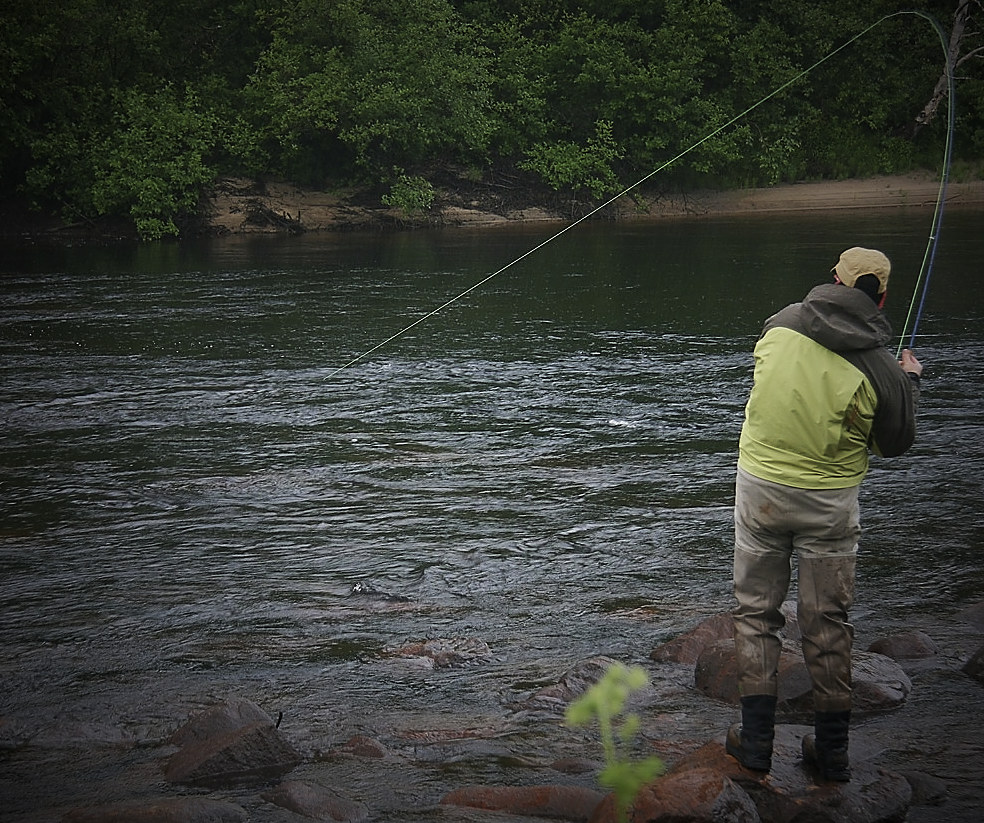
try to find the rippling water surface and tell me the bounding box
[2,211,982,820]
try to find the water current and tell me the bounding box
[1,210,982,821]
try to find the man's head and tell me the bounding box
[831,247,890,306]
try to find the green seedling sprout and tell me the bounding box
[566,663,664,822]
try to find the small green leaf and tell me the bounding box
[564,663,663,823]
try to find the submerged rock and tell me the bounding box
[961,642,984,684]
[333,734,389,759]
[164,698,301,788]
[262,779,370,822]
[381,637,493,668]
[956,601,984,631]
[514,656,620,713]
[867,631,939,661]
[169,698,273,748]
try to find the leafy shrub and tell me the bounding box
[566,663,664,823]
[381,173,435,215]
[520,120,623,200]
[91,86,218,240]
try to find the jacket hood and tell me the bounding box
[799,282,892,352]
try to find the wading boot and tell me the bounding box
[802,710,851,782]
[726,694,777,772]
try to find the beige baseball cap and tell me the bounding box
[832,247,891,293]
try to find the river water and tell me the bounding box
[1,210,982,821]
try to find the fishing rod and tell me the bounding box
[896,11,956,357]
[327,11,954,379]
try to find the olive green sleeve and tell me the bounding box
[847,348,918,458]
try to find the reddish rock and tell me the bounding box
[867,631,939,660]
[262,779,369,822]
[651,613,734,665]
[593,726,911,823]
[441,784,605,820]
[335,734,388,758]
[694,640,811,709]
[589,767,759,823]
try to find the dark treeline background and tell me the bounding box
[2,0,981,239]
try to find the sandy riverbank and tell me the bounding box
[659,172,984,216]
[205,171,984,235]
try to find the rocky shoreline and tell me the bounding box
[16,602,983,823]
[203,172,984,236]
[3,172,983,244]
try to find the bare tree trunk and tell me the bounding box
[913,0,982,134]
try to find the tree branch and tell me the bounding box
[913,0,977,133]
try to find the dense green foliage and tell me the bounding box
[2,0,980,238]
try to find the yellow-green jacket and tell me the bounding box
[739,283,919,489]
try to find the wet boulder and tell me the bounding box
[168,697,272,748]
[164,698,301,787]
[867,631,939,661]
[441,784,605,820]
[262,779,369,822]
[849,653,912,712]
[956,600,984,631]
[589,766,760,823]
[694,640,810,714]
[777,601,802,641]
[898,769,948,807]
[961,642,984,685]
[651,613,734,666]
[652,606,802,667]
[591,726,912,823]
[694,641,911,719]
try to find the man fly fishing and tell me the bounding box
[726,247,923,782]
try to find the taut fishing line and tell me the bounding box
[327,11,953,379]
